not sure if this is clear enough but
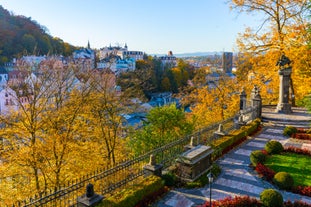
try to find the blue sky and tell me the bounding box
[0,0,262,55]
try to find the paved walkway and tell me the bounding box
[154,106,311,207]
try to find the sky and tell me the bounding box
[0,0,263,55]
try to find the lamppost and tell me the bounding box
[208,172,213,207]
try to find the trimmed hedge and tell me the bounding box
[260,189,283,207]
[283,126,298,137]
[250,150,267,166]
[265,140,284,154]
[98,175,164,207]
[273,172,294,190]
[211,119,261,159]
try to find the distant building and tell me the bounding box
[159,51,177,68]
[222,52,233,74]
[0,87,18,115]
[73,48,95,60]
[99,44,143,61]
[97,44,140,74]
[0,67,8,90]
[16,55,47,71]
[73,42,96,70]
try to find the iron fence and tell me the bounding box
[11,106,259,207]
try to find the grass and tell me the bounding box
[265,152,311,187]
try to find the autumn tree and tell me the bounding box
[188,74,241,129]
[0,59,96,204]
[84,69,129,167]
[231,0,310,104]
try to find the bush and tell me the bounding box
[284,200,311,207]
[200,195,262,207]
[285,147,311,156]
[211,119,261,159]
[99,175,165,207]
[293,186,311,197]
[255,163,276,181]
[293,133,311,140]
[283,126,298,137]
[260,189,283,207]
[162,172,177,187]
[211,163,221,178]
[273,172,294,190]
[265,140,284,154]
[250,150,267,166]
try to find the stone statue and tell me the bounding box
[276,54,291,68]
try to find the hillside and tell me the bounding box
[0,5,78,65]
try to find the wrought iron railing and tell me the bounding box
[11,106,259,207]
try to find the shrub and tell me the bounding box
[211,119,261,159]
[99,175,165,207]
[265,140,284,154]
[284,200,311,207]
[273,172,294,190]
[162,172,177,187]
[211,163,221,178]
[293,186,311,197]
[283,126,298,137]
[285,147,311,156]
[260,189,283,207]
[213,196,261,207]
[293,133,311,140]
[255,163,276,181]
[200,195,262,207]
[250,150,267,166]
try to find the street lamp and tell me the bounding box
[208,172,213,207]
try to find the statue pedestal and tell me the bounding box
[276,67,292,114]
[276,103,292,114]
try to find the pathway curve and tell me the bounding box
[154,106,311,207]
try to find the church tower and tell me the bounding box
[87,40,91,49]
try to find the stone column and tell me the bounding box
[276,67,292,114]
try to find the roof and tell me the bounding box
[0,67,8,74]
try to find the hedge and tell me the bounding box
[211,118,261,159]
[98,175,165,207]
[260,189,283,207]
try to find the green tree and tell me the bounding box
[21,34,36,53]
[128,104,194,155]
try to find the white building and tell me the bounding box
[0,87,18,115]
[0,67,8,90]
[97,44,141,74]
[159,51,177,67]
[97,58,136,74]
[99,44,143,61]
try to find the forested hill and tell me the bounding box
[0,5,78,65]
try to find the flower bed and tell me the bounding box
[254,146,311,198]
[199,195,311,207]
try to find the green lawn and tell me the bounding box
[265,152,311,187]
